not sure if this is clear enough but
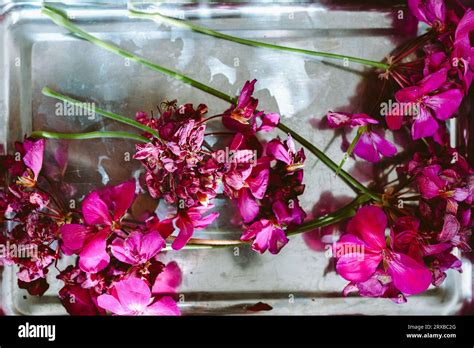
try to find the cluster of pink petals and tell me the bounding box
[326,112,397,162]
[133,80,306,254]
[57,180,182,315]
[0,138,60,296]
[386,1,473,140]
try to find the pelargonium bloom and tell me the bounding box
[395,68,463,139]
[452,9,474,91]
[326,112,378,129]
[240,219,289,254]
[266,134,305,172]
[60,181,136,272]
[408,0,446,31]
[97,277,180,316]
[15,139,45,188]
[170,204,219,250]
[326,112,396,162]
[111,230,165,266]
[222,79,280,134]
[333,206,432,295]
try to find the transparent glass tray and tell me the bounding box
[0,0,471,315]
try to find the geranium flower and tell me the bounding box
[171,204,219,250]
[266,134,305,172]
[415,164,472,204]
[240,219,289,254]
[333,206,432,295]
[111,230,165,266]
[325,112,396,162]
[395,68,463,139]
[222,80,279,134]
[15,139,45,188]
[97,277,180,316]
[60,181,136,272]
[408,0,446,31]
[452,9,474,91]
[152,261,182,295]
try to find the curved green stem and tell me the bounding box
[42,87,160,138]
[31,130,150,143]
[42,6,235,105]
[42,4,380,201]
[173,194,371,249]
[278,123,380,201]
[129,9,389,70]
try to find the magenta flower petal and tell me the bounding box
[238,189,260,223]
[438,214,460,242]
[388,252,432,295]
[419,68,447,93]
[411,106,439,139]
[266,139,291,164]
[192,211,219,229]
[153,261,182,294]
[242,219,288,254]
[246,168,269,200]
[145,297,180,316]
[115,277,152,311]
[370,132,397,158]
[101,180,136,221]
[60,224,91,255]
[258,112,280,132]
[353,132,380,162]
[334,235,383,283]
[79,229,110,273]
[22,139,45,180]
[171,215,194,250]
[408,0,445,26]
[425,89,463,120]
[111,230,165,265]
[347,206,387,250]
[97,294,128,315]
[82,192,112,226]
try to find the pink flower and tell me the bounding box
[325,112,396,162]
[334,206,432,295]
[111,230,165,266]
[97,277,180,316]
[240,219,289,254]
[395,68,463,139]
[326,112,378,129]
[353,129,398,163]
[452,9,474,91]
[171,205,219,250]
[408,0,446,31]
[15,139,45,188]
[60,181,136,272]
[222,80,280,134]
[152,261,182,295]
[266,134,305,172]
[416,164,472,203]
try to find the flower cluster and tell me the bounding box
[0,139,61,296]
[327,0,473,302]
[134,79,306,254]
[58,181,181,315]
[387,0,473,140]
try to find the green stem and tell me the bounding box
[336,126,364,175]
[31,130,150,143]
[278,123,380,201]
[42,4,380,201]
[174,194,371,249]
[42,87,160,138]
[42,6,235,105]
[129,9,389,70]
